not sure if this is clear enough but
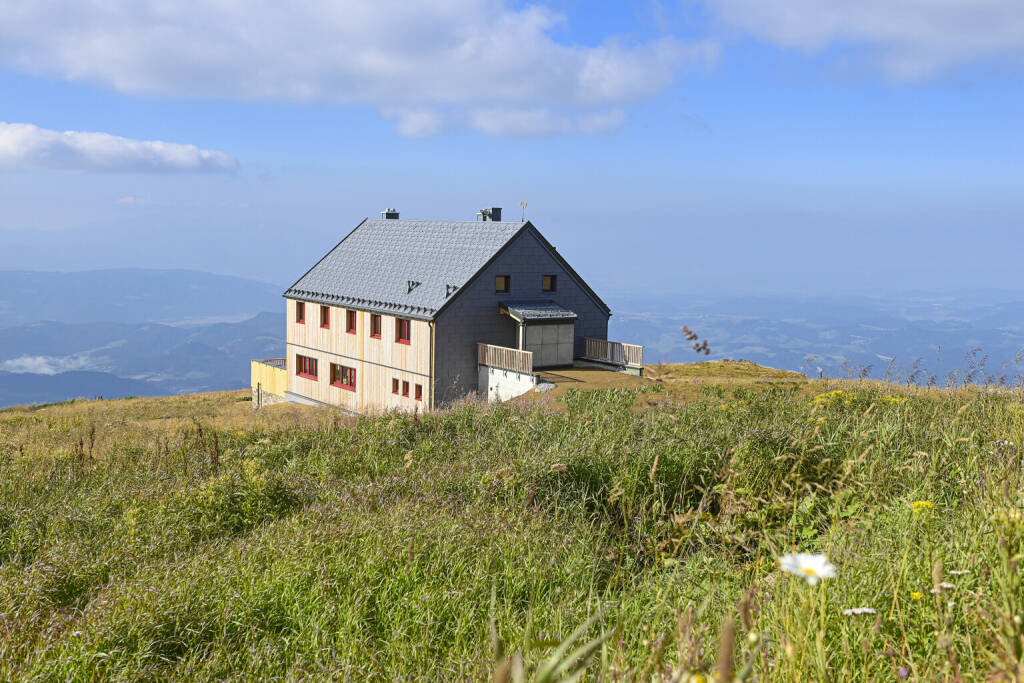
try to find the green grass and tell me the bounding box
[1,373,1023,679]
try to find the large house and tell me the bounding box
[252,207,627,413]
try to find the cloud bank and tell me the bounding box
[0,0,717,136]
[0,122,238,173]
[703,0,1024,79]
[0,354,95,375]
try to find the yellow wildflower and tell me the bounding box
[811,389,848,407]
[910,591,924,601]
[882,395,908,404]
[912,500,934,513]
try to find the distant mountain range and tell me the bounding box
[608,290,1024,384]
[0,268,284,326]
[0,312,284,407]
[3,269,1024,407]
[0,269,287,407]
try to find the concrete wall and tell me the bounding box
[433,226,609,404]
[478,365,537,402]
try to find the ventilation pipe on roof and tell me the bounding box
[381,208,400,219]
[476,207,501,222]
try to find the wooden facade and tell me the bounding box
[285,299,432,414]
[251,358,287,397]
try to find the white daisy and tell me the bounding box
[779,552,836,586]
[843,607,877,616]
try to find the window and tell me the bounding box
[370,314,381,339]
[402,380,410,397]
[415,384,423,401]
[346,310,357,334]
[295,354,317,379]
[330,363,356,391]
[495,275,510,293]
[392,378,399,394]
[295,301,305,324]
[542,274,557,292]
[320,305,330,329]
[395,318,411,344]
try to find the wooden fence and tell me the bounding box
[585,338,644,368]
[477,343,533,374]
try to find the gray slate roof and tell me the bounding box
[285,218,527,319]
[500,300,578,322]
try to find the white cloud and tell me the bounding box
[470,108,573,136]
[468,107,627,136]
[703,0,1024,79]
[115,196,147,206]
[1,354,95,375]
[388,110,447,138]
[0,122,238,173]
[0,1,717,136]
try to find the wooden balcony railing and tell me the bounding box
[585,338,644,368]
[477,343,533,374]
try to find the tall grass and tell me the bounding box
[1,378,1023,679]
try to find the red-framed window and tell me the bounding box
[295,301,305,324]
[495,275,510,293]
[415,384,423,401]
[330,363,356,391]
[370,314,381,339]
[395,318,411,345]
[542,274,557,292]
[346,310,357,334]
[320,305,330,329]
[296,354,317,379]
[402,380,410,397]
[392,378,399,394]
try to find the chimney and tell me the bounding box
[381,208,399,219]
[476,207,502,222]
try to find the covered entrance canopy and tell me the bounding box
[500,300,577,368]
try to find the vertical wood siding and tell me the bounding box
[285,299,431,413]
[250,360,287,396]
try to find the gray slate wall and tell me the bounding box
[433,227,609,405]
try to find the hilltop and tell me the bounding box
[1,361,1022,680]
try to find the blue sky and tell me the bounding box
[1,1,1023,300]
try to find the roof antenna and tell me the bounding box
[520,200,527,222]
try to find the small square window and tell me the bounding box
[415,384,423,401]
[392,378,399,394]
[495,275,510,293]
[346,310,357,334]
[402,380,409,397]
[542,274,557,292]
[320,305,330,329]
[295,301,305,324]
[395,318,411,344]
[370,314,381,338]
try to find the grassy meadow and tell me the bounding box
[1,362,1023,680]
